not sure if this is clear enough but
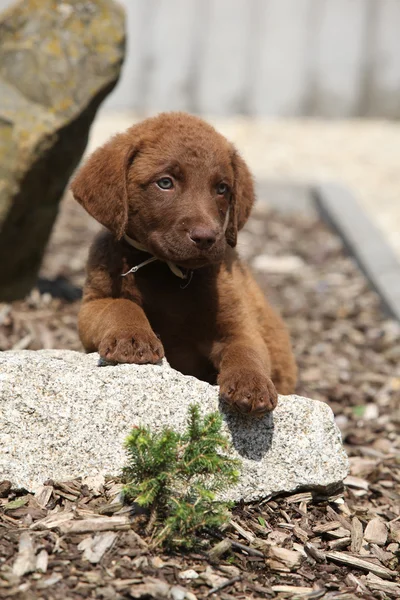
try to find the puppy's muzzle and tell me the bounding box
[188,226,218,251]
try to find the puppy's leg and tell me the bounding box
[79,298,164,365]
[258,307,297,396]
[246,276,298,396]
[210,262,296,416]
[211,335,278,416]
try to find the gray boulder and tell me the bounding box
[0,350,348,501]
[0,0,125,301]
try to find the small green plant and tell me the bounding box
[122,404,241,549]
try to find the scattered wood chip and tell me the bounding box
[105,481,124,500]
[150,556,165,569]
[132,556,149,570]
[218,565,241,578]
[97,501,124,515]
[81,474,105,495]
[328,537,351,550]
[335,499,352,516]
[292,542,307,557]
[252,254,305,274]
[299,501,308,515]
[313,521,342,534]
[54,481,80,497]
[293,525,309,543]
[12,333,32,350]
[229,539,264,557]
[12,532,36,577]
[78,531,118,563]
[266,529,292,545]
[387,542,399,553]
[179,569,199,580]
[326,527,351,539]
[271,585,313,595]
[366,573,400,597]
[305,541,326,562]
[359,540,371,556]
[0,480,12,498]
[30,510,75,530]
[202,566,229,589]
[390,527,400,546]
[268,546,302,570]
[230,519,255,544]
[36,573,63,589]
[364,517,388,546]
[344,475,369,490]
[325,551,396,579]
[54,489,77,502]
[0,304,11,326]
[351,516,364,553]
[280,509,292,523]
[34,485,53,508]
[207,575,240,596]
[208,539,232,561]
[285,492,313,504]
[350,488,368,498]
[130,578,194,600]
[370,543,395,565]
[345,573,370,596]
[60,515,129,534]
[171,585,197,600]
[126,529,148,549]
[348,457,378,478]
[114,579,143,590]
[129,578,167,598]
[36,549,48,573]
[326,505,352,531]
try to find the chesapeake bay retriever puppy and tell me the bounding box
[71,112,297,416]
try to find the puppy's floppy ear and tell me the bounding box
[70,133,134,240]
[225,149,255,248]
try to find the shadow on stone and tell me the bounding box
[219,400,274,461]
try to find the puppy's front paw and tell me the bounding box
[98,329,164,365]
[219,369,278,416]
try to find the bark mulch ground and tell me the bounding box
[1,197,399,599]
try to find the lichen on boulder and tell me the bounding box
[0,0,125,300]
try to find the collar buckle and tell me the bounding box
[122,234,188,281]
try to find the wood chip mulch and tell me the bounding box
[1,196,399,599]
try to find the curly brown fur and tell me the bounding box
[71,112,297,416]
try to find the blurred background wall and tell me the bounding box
[107,0,399,118]
[1,0,399,118]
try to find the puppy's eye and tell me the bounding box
[216,182,229,195]
[156,177,174,190]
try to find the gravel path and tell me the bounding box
[88,112,400,260]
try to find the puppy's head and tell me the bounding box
[71,112,254,268]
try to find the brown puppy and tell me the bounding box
[71,112,297,416]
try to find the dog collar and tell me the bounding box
[122,234,188,280]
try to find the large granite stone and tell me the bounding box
[0,0,125,300]
[0,350,349,500]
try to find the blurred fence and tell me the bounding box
[1,0,400,118]
[106,0,400,118]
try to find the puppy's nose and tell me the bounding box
[189,227,217,250]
